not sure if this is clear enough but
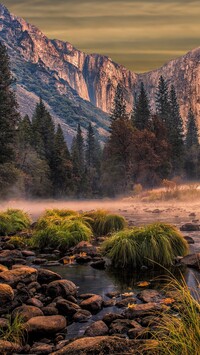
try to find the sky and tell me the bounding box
[2,0,200,72]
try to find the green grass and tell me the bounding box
[8,236,28,249]
[140,276,200,355]
[0,209,31,236]
[0,314,25,346]
[84,210,126,236]
[102,223,189,268]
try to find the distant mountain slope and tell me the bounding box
[0,3,200,142]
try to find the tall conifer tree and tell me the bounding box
[132,82,151,130]
[110,84,128,122]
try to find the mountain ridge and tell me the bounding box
[0,3,200,140]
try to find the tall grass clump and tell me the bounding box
[141,276,200,355]
[102,223,188,268]
[0,209,31,236]
[84,210,126,236]
[0,314,25,346]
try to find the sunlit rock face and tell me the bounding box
[0,3,200,142]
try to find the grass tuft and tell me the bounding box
[84,210,126,236]
[0,314,25,346]
[0,209,31,236]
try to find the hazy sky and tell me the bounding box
[2,0,200,72]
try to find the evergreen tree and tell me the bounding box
[110,83,128,121]
[155,76,170,124]
[185,109,199,148]
[52,124,72,196]
[71,125,86,196]
[132,82,151,130]
[168,85,184,174]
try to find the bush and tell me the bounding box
[0,209,31,236]
[102,223,189,268]
[32,219,92,252]
[141,276,200,355]
[84,210,126,236]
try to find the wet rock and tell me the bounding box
[0,249,23,267]
[0,340,22,354]
[84,320,109,337]
[44,261,61,267]
[51,336,137,355]
[28,281,41,291]
[183,236,195,244]
[42,305,59,316]
[47,279,77,299]
[72,241,98,257]
[181,253,200,270]
[12,305,44,322]
[0,266,37,287]
[102,312,124,326]
[25,315,67,335]
[0,318,9,330]
[37,268,61,284]
[56,299,80,316]
[90,259,106,270]
[33,258,47,265]
[76,255,92,264]
[0,264,8,272]
[79,293,95,299]
[116,297,136,308]
[103,299,116,307]
[128,326,145,339]
[109,319,142,336]
[180,223,200,231]
[80,294,103,313]
[0,284,14,304]
[26,297,44,308]
[123,302,163,319]
[72,309,92,323]
[137,289,162,303]
[30,342,54,354]
[106,291,121,299]
[55,340,69,351]
[22,250,35,257]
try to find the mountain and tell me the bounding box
[0,3,199,142]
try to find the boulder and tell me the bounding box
[56,299,80,316]
[51,336,137,355]
[137,289,162,303]
[37,269,61,284]
[80,294,103,313]
[0,284,14,304]
[26,298,44,308]
[72,241,98,256]
[181,253,200,270]
[25,315,67,335]
[12,305,44,322]
[22,250,36,257]
[102,313,124,326]
[84,320,109,337]
[0,266,38,287]
[0,250,23,267]
[116,297,136,308]
[109,319,141,335]
[47,280,77,299]
[30,343,54,354]
[90,259,106,270]
[42,306,59,316]
[0,264,8,273]
[0,318,9,330]
[0,340,22,354]
[72,309,92,323]
[180,223,200,231]
[123,303,163,319]
[183,236,195,244]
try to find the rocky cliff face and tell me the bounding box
[0,3,199,141]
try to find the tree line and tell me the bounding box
[0,42,199,198]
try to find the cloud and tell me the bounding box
[2,0,200,72]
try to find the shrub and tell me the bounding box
[102,223,189,268]
[0,209,31,236]
[84,210,126,236]
[141,276,200,355]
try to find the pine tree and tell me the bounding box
[71,125,86,196]
[0,42,20,164]
[110,83,128,122]
[132,82,151,130]
[155,76,170,124]
[185,109,199,148]
[168,85,184,174]
[52,124,72,196]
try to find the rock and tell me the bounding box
[106,291,120,299]
[26,298,44,308]
[0,266,37,287]
[102,313,124,326]
[28,281,41,291]
[72,241,98,256]
[137,289,162,303]
[84,320,109,337]
[44,261,61,267]
[0,264,8,272]
[51,336,137,355]
[116,297,136,308]
[47,280,77,299]
[90,259,106,270]
[103,299,116,307]
[42,306,59,316]
[76,255,92,264]
[25,315,67,335]
[79,293,96,299]
[56,299,80,316]
[30,343,54,354]
[0,318,9,330]
[37,269,61,284]
[128,326,145,339]
[12,305,44,322]
[189,213,196,217]
[55,340,69,351]
[0,283,14,304]
[123,303,163,319]
[0,340,22,354]
[22,250,35,257]
[180,223,200,231]
[183,236,195,244]
[33,258,47,265]
[109,319,142,335]
[0,249,23,267]
[181,253,200,270]
[72,309,92,323]
[80,294,103,313]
